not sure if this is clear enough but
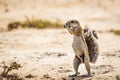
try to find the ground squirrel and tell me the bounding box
[64,19,91,77]
[64,19,99,77]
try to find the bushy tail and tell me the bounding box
[89,52,99,63]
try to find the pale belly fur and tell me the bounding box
[72,35,87,58]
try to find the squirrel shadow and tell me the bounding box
[66,74,93,80]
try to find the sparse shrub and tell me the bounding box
[109,29,120,35]
[8,21,21,31]
[0,62,23,80]
[7,16,63,31]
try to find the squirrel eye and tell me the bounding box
[71,21,74,23]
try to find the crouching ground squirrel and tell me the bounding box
[64,19,99,77]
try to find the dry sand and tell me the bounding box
[0,0,120,80]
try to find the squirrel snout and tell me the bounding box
[64,24,66,28]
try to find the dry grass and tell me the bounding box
[8,16,63,31]
[0,62,23,80]
[109,29,120,35]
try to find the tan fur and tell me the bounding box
[64,19,91,77]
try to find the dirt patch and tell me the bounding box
[102,50,120,58]
[25,74,36,78]
[44,52,67,57]
[91,65,113,75]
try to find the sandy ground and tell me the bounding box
[0,0,120,80]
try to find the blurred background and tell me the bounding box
[0,0,120,30]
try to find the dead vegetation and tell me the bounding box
[41,74,55,80]
[25,74,36,78]
[8,16,63,31]
[109,29,120,35]
[0,62,23,80]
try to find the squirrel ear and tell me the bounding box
[93,30,98,39]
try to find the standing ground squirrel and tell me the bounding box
[64,19,99,77]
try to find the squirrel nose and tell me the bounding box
[64,25,66,28]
